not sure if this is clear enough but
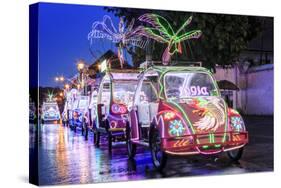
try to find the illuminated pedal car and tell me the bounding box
[42,102,61,123]
[126,66,248,170]
[69,95,89,136]
[94,70,139,151]
[87,89,98,131]
[61,110,68,126]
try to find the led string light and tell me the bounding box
[137,14,202,65]
[88,15,148,68]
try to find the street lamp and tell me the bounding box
[77,60,85,71]
[76,60,88,95]
[55,75,65,83]
[64,84,70,90]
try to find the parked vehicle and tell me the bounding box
[62,107,69,127]
[62,90,73,126]
[29,102,36,122]
[69,95,90,137]
[41,102,61,123]
[94,69,139,152]
[87,89,98,132]
[126,65,248,171]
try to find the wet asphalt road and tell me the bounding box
[29,116,273,185]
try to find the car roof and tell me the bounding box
[43,102,58,105]
[105,69,140,81]
[79,96,89,100]
[141,66,211,76]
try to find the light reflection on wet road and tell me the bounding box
[29,116,273,185]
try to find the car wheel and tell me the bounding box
[94,130,100,147]
[126,122,136,159]
[149,125,167,171]
[227,147,244,161]
[108,131,112,153]
[105,120,112,152]
[83,120,88,140]
[81,125,84,135]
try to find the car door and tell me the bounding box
[97,77,111,128]
[130,74,159,139]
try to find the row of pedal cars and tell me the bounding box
[29,101,61,123]
[62,65,249,171]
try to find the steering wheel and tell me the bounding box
[166,88,181,98]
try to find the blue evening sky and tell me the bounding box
[38,3,129,87]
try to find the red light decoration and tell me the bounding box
[111,103,127,114]
[119,105,127,114]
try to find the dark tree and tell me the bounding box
[105,7,263,71]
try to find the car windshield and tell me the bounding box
[78,98,88,109]
[164,72,218,99]
[42,104,58,112]
[113,81,138,106]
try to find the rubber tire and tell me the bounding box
[84,122,88,140]
[227,147,244,161]
[81,126,84,135]
[126,123,136,159]
[108,131,112,153]
[94,130,100,147]
[149,125,167,171]
[104,120,112,153]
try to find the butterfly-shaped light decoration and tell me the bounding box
[88,15,148,68]
[137,14,202,65]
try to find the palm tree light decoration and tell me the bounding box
[88,15,147,68]
[138,14,202,65]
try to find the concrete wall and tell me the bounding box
[214,64,273,115]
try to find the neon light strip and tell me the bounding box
[134,110,140,140]
[221,99,228,143]
[138,14,202,64]
[152,114,165,137]
[196,148,222,155]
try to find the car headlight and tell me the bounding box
[168,119,185,137]
[230,116,245,132]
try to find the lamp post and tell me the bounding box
[64,83,70,90]
[63,83,70,127]
[59,76,64,82]
[76,60,88,95]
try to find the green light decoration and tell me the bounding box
[47,90,54,102]
[138,14,202,65]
